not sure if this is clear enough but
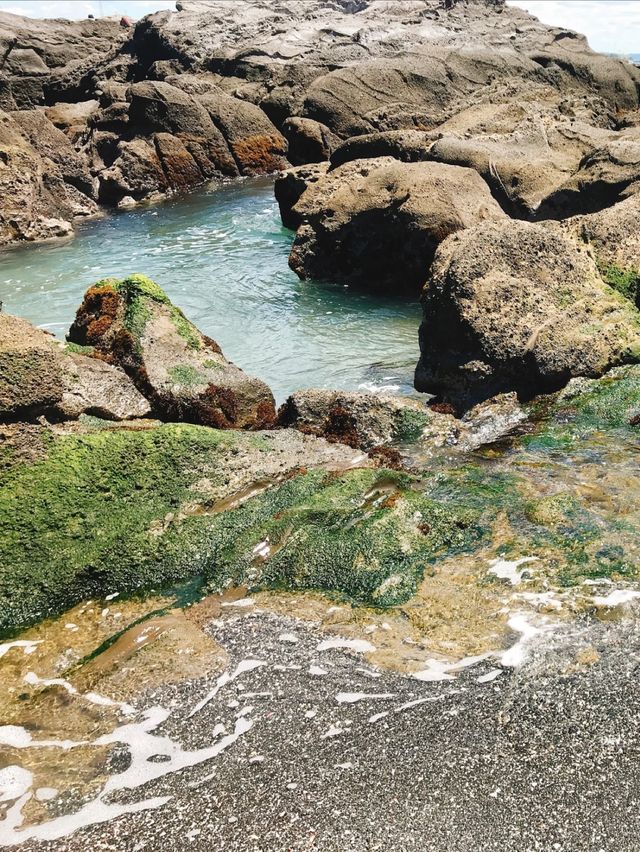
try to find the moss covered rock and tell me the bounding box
[67,274,276,429]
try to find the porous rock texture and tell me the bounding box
[287,157,505,294]
[1,0,640,245]
[67,274,276,429]
[415,221,640,404]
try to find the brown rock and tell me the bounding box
[68,275,276,429]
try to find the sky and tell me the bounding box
[0,0,638,56]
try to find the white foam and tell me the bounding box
[477,669,503,684]
[309,665,327,676]
[335,692,395,704]
[500,614,542,667]
[321,723,344,739]
[0,712,253,845]
[488,556,538,585]
[188,659,265,717]
[0,726,85,751]
[0,641,41,660]
[592,589,640,607]
[317,638,375,654]
[221,598,255,608]
[0,767,32,803]
[34,788,58,802]
[368,711,389,724]
[278,633,299,644]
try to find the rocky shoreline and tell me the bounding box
[2,3,640,846]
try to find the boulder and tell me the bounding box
[10,109,95,197]
[430,113,613,218]
[0,314,64,419]
[415,221,640,403]
[98,138,168,205]
[330,130,432,169]
[57,351,151,421]
[198,92,288,174]
[274,162,329,230]
[67,274,276,429]
[128,80,219,138]
[538,132,640,218]
[282,117,338,165]
[287,157,506,295]
[566,194,640,308]
[44,99,99,140]
[0,110,96,246]
[278,389,458,452]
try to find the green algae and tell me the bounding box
[599,262,640,308]
[393,407,430,442]
[64,342,95,356]
[0,425,481,633]
[168,365,207,387]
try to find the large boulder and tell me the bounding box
[286,157,506,295]
[10,108,95,197]
[415,221,640,403]
[98,138,168,205]
[330,129,433,169]
[282,116,338,165]
[198,92,289,174]
[429,111,613,218]
[274,162,328,230]
[67,274,276,429]
[538,131,640,218]
[0,310,153,422]
[57,350,151,421]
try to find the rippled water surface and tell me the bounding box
[0,178,421,403]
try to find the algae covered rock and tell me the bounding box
[67,274,276,429]
[287,157,505,295]
[415,221,640,403]
[0,421,480,632]
[278,389,458,452]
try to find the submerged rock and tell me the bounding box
[415,221,640,403]
[286,157,505,295]
[67,274,276,429]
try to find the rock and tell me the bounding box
[0,417,483,630]
[128,80,218,138]
[0,314,64,419]
[430,110,613,218]
[67,274,276,429]
[44,99,99,140]
[10,109,95,197]
[287,157,505,295]
[274,162,329,230]
[566,194,640,308]
[57,351,151,421]
[330,129,432,169]
[415,221,640,403]
[538,131,640,218]
[278,389,458,451]
[198,92,289,174]
[98,138,168,205]
[0,109,96,246]
[282,117,338,165]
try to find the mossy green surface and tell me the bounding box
[168,365,207,387]
[0,425,482,634]
[393,407,430,442]
[64,342,95,356]
[599,262,640,308]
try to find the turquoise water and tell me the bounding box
[0,177,422,404]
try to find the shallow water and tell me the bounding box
[0,177,421,404]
